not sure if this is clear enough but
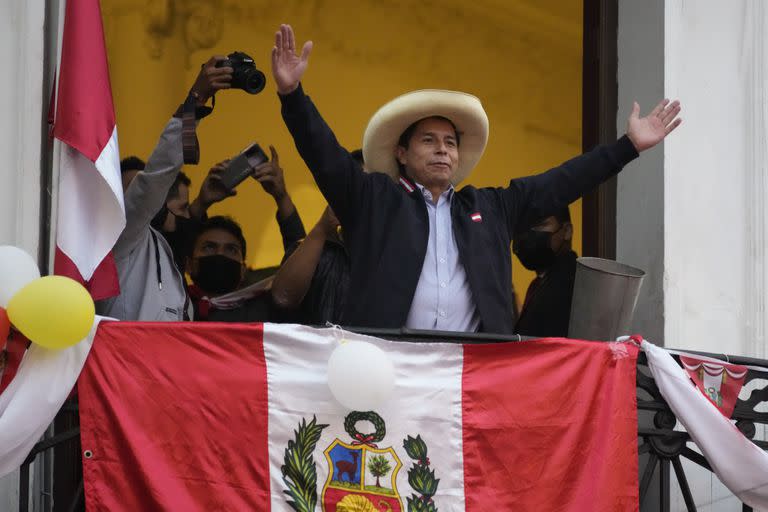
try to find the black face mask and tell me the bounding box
[150,204,169,232]
[191,254,243,295]
[163,215,201,271]
[513,230,557,272]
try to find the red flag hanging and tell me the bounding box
[77,324,639,510]
[52,0,124,300]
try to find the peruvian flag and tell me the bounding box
[52,0,124,300]
[77,323,640,510]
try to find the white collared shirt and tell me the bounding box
[405,184,480,332]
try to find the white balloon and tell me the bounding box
[0,246,40,307]
[327,340,395,411]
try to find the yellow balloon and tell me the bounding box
[7,276,95,349]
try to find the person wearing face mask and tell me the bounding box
[96,55,234,321]
[149,171,198,272]
[513,208,577,337]
[186,216,271,321]
[150,157,254,274]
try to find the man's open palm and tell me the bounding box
[271,24,313,95]
[627,99,682,152]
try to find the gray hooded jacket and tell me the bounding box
[96,118,192,321]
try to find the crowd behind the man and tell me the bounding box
[98,26,682,337]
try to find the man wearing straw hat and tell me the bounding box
[270,24,682,334]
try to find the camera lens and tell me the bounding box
[244,69,266,94]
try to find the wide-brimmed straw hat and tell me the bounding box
[362,89,489,185]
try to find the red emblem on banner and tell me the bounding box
[680,356,747,418]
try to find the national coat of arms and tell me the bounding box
[680,355,748,418]
[281,412,440,512]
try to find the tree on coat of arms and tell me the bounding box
[367,454,393,489]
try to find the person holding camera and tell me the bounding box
[97,56,234,321]
[270,24,682,334]
[185,146,308,322]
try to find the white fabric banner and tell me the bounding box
[642,340,768,509]
[0,318,100,477]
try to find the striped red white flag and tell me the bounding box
[77,323,640,510]
[52,0,124,300]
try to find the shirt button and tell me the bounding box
[439,257,446,263]
[440,282,447,288]
[439,310,446,317]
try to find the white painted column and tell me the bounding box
[664,0,768,360]
[0,1,48,511]
[619,1,768,510]
[0,1,46,256]
[664,2,768,510]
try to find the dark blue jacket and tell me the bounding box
[280,85,639,334]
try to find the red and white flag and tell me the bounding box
[77,323,640,511]
[680,355,748,418]
[52,0,124,300]
[643,341,768,509]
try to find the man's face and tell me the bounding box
[395,117,459,189]
[163,184,191,232]
[188,227,245,275]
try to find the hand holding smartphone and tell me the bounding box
[218,143,268,190]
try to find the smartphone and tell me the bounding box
[218,143,268,190]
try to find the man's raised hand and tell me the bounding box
[626,99,682,152]
[271,24,313,95]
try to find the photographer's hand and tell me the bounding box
[190,160,236,219]
[271,24,313,95]
[253,146,296,219]
[189,56,233,105]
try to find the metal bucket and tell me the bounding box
[567,257,646,341]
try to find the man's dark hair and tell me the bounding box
[168,172,191,200]
[120,156,145,174]
[193,215,247,259]
[396,116,461,150]
[518,207,572,235]
[350,149,364,167]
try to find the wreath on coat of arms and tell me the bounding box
[281,412,440,512]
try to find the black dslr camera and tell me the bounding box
[216,51,265,94]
